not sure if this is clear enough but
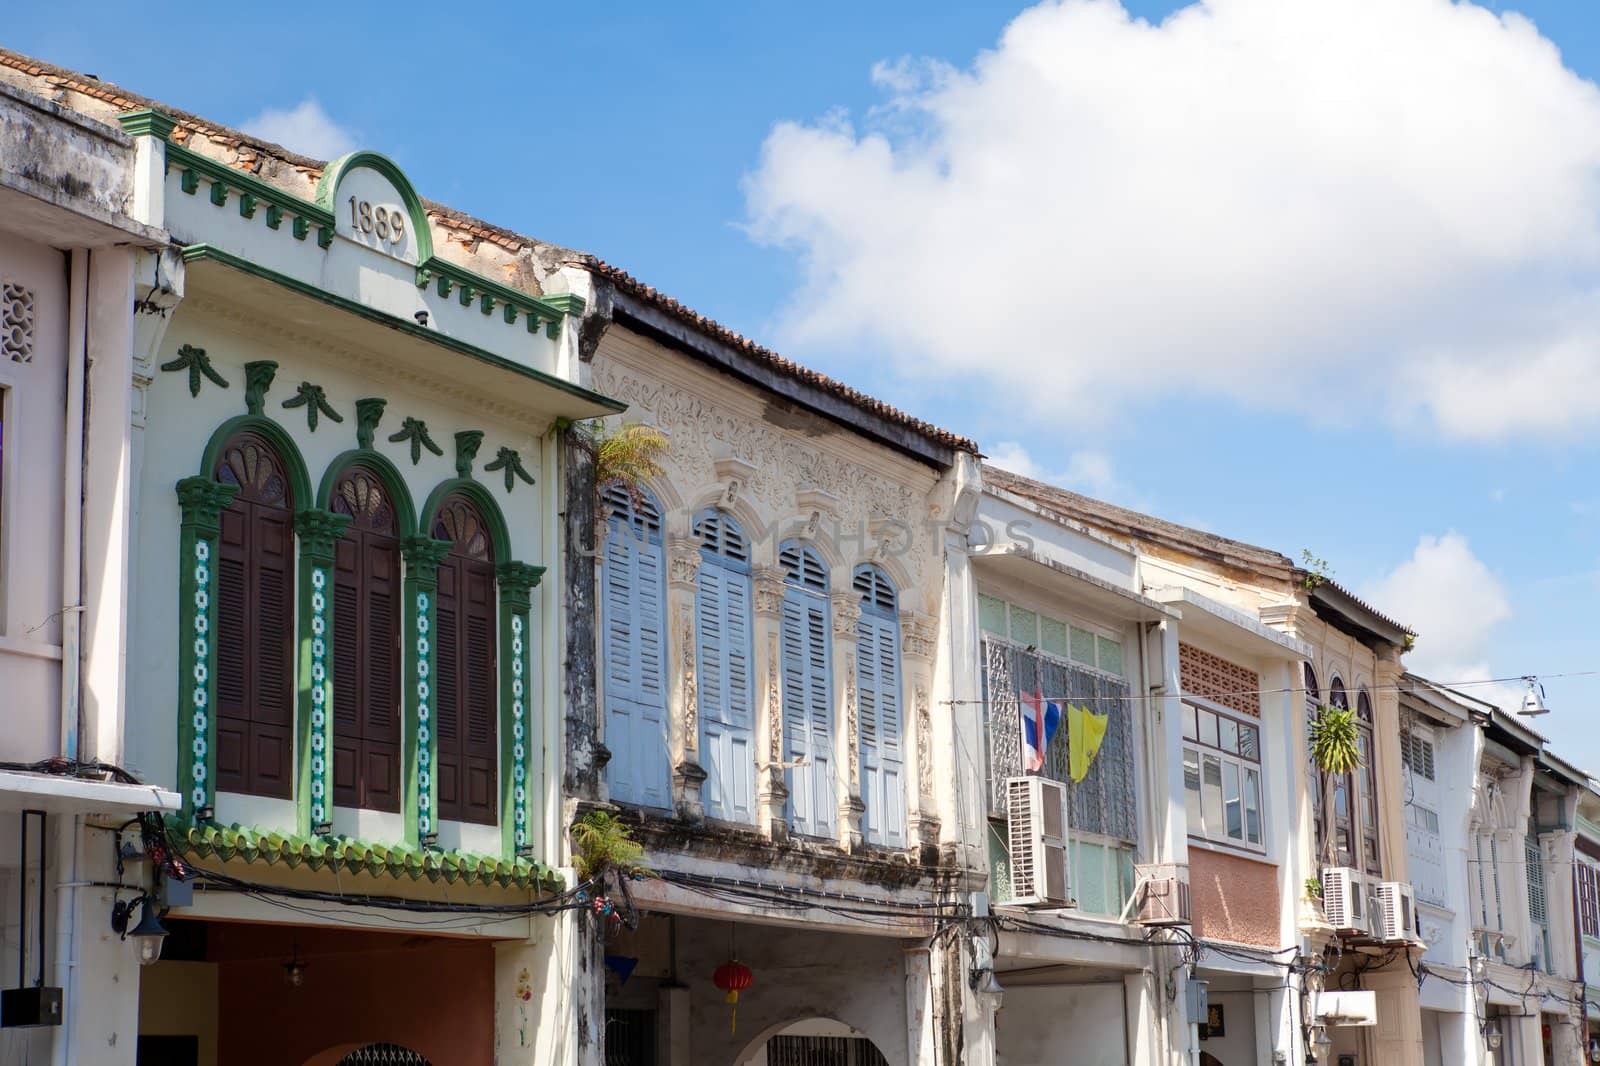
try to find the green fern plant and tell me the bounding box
[570,810,653,883]
[1308,705,1364,867]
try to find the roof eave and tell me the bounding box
[611,290,959,469]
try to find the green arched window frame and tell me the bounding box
[420,479,543,857]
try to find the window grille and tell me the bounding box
[767,1036,889,1066]
[335,1046,430,1066]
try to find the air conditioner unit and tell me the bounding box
[1373,881,1417,943]
[1004,776,1070,907]
[1321,866,1369,935]
[1133,863,1191,926]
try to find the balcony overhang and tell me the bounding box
[970,543,1178,625]
[1146,586,1311,664]
[0,770,180,817]
[181,244,625,427]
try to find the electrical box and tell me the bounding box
[2,986,63,1028]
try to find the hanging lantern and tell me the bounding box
[713,959,754,1034]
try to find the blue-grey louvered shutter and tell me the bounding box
[855,566,905,847]
[601,490,670,809]
[695,512,756,823]
[781,543,834,837]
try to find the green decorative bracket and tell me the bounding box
[265,204,283,230]
[316,226,334,250]
[239,193,258,220]
[179,169,199,195]
[243,361,278,416]
[389,417,443,465]
[293,217,310,241]
[453,430,485,479]
[117,109,178,140]
[413,262,574,339]
[209,181,228,207]
[355,398,388,451]
[283,382,344,431]
[161,344,229,397]
[484,446,535,492]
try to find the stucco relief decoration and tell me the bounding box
[832,597,862,639]
[668,539,701,588]
[590,368,928,584]
[766,635,781,762]
[916,685,932,798]
[680,606,698,748]
[846,653,859,781]
[2,280,34,362]
[753,566,784,617]
[902,617,936,660]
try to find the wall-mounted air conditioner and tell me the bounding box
[1003,776,1070,907]
[1373,881,1417,943]
[1321,866,1369,935]
[1133,863,1191,926]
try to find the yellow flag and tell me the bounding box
[1068,703,1109,783]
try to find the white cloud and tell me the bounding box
[744,0,1600,440]
[1363,532,1514,702]
[241,99,356,160]
[988,440,1122,499]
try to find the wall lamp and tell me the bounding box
[1482,1017,1503,1052]
[110,894,168,966]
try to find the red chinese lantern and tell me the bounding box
[713,959,754,1034]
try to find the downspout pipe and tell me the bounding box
[53,248,90,1066]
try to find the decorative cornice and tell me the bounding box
[496,561,546,612]
[399,536,452,586]
[116,108,177,140]
[293,508,352,566]
[167,143,335,248]
[176,476,237,536]
[414,260,570,340]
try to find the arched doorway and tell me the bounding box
[334,1045,431,1066]
[738,1018,888,1066]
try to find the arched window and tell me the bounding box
[780,540,834,838]
[214,432,295,799]
[431,495,498,824]
[694,510,755,823]
[329,467,401,812]
[854,565,905,848]
[602,486,670,810]
[1325,676,1357,868]
[1355,690,1380,875]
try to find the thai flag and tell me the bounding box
[1019,690,1062,773]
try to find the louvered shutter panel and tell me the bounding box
[858,611,906,847]
[462,563,498,823]
[435,563,462,820]
[602,504,671,810]
[782,587,834,837]
[332,538,362,808]
[363,539,400,810]
[215,508,248,792]
[697,561,754,823]
[251,509,293,795]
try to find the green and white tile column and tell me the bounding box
[497,561,545,858]
[294,508,350,836]
[175,476,237,821]
[401,536,451,846]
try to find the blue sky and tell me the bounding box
[12,0,1600,768]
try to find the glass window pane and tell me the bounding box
[1219,717,1239,754]
[1200,709,1219,748]
[1202,756,1224,837]
[1245,769,1262,844]
[1097,636,1124,677]
[1009,605,1039,646]
[1184,750,1203,834]
[1040,617,1068,657]
[979,594,1007,635]
[1181,705,1198,741]
[1070,626,1097,666]
[1239,723,1259,761]
[1224,762,1242,840]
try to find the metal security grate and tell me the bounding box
[335,1045,431,1066]
[767,1035,890,1066]
[605,1009,657,1066]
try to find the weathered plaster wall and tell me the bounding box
[1190,847,1281,948]
[992,983,1127,1066]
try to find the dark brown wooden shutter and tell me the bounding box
[332,538,361,808]
[431,494,498,825]
[212,433,293,800]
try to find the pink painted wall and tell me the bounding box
[209,923,494,1066]
[1190,846,1281,948]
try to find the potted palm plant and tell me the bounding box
[1303,704,1363,924]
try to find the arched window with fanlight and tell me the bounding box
[431,494,498,824]
[1305,663,1324,861]
[694,510,755,823]
[328,466,401,812]
[1355,689,1381,875]
[780,540,834,838]
[1325,677,1358,868]
[213,432,295,799]
[854,565,905,848]
[602,485,670,810]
